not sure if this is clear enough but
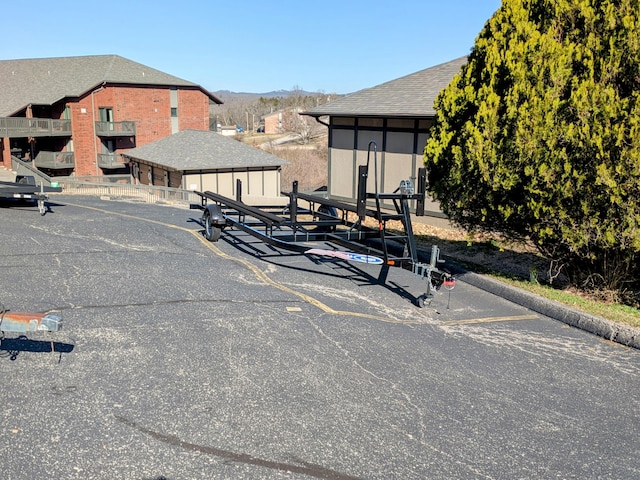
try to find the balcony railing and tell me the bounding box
[97,153,127,169]
[34,151,75,169]
[0,117,72,138]
[95,121,136,137]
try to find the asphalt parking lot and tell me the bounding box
[1,195,639,480]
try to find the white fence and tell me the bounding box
[12,158,201,206]
[54,179,201,206]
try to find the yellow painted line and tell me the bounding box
[441,314,539,326]
[286,307,303,312]
[63,202,410,324]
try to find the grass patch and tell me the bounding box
[488,269,640,329]
[411,229,640,330]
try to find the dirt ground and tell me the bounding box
[387,218,551,284]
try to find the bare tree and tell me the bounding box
[210,90,335,134]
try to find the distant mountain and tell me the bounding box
[213,89,319,102]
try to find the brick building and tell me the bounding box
[0,55,221,177]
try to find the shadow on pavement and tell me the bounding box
[0,335,74,361]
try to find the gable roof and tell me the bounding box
[302,56,467,119]
[0,54,222,117]
[122,129,289,171]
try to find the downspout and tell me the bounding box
[309,115,331,195]
[310,114,329,128]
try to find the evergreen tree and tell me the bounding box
[425,0,640,296]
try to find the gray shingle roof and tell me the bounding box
[302,56,467,118]
[0,54,222,117]
[122,129,289,171]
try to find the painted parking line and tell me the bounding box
[441,314,539,326]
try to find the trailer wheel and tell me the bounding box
[204,212,221,242]
[317,205,338,232]
[318,205,338,218]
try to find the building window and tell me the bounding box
[358,117,384,128]
[99,107,114,122]
[387,118,415,130]
[332,117,355,126]
[171,107,178,117]
[418,119,433,131]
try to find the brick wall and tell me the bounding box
[69,85,210,176]
[178,89,210,131]
[70,94,100,176]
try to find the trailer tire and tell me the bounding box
[318,205,338,218]
[204,212,221,242]
[317,205,338,232]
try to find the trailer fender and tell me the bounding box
[203,204,225,242]
[204,204,225,225]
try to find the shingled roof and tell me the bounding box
[122,129,289,171]
[0,54,222,117]
[302,56,467,118]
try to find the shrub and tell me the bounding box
[424,0,640,296]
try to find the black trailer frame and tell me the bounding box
[190,142,453,306]
[0,175,62,215]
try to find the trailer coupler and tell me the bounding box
[413,245,456,307]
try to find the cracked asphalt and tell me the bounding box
[1,195,639,479]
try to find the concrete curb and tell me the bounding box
[445,261,640,350]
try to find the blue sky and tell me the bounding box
[3,0,501,94]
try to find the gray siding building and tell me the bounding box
[303,57,467,217]
[123,129,288,203]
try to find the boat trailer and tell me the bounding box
[0,175,62,215]
[190,142,454,307]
